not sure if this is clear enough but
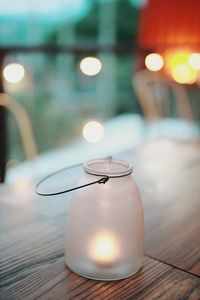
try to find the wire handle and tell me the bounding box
[35,157,132,197]
[35,169,109,197]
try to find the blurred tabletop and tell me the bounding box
[0,138,200,300]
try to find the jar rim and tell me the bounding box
[84,157,133,177]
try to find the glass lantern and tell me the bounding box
[64,158,144,280]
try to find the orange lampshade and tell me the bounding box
[137,0,200,83]
[138,0,200,52]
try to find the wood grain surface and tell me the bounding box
[0,139,200,299]
[0,201,199,300]
[120,139,200,276]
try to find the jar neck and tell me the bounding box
[84,158,133,178]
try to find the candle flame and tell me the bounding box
[90,232,118,265]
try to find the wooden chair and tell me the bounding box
[0,93,37,180]
[132,70,194,121]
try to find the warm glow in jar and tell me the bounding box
[64,158,144,280]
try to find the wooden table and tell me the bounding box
[1,139,200,299]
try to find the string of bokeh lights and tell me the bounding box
[4,52,200,86]
[2,51,200,145]
[145,52,200,84]
[2,57,105,144]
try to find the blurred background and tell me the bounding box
[0,0,200,182]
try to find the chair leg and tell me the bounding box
[0,107,6,182]
[0,54,6,182]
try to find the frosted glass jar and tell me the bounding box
[64,158,144,280]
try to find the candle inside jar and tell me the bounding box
[90,232,118,266]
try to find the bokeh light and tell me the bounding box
[189,53,200,70]
[80,57,102,76]
[3,63,25,83]
[82,121,104,143]
[171,64,197,84]
[165,50,198,84]
[145,53,164,71]
[13,178,32,194]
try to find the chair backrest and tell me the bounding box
[0,93,37,161]
[132,70,193,121]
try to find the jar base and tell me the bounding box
[65,259,143,281]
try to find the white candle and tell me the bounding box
[90,232,118,266]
